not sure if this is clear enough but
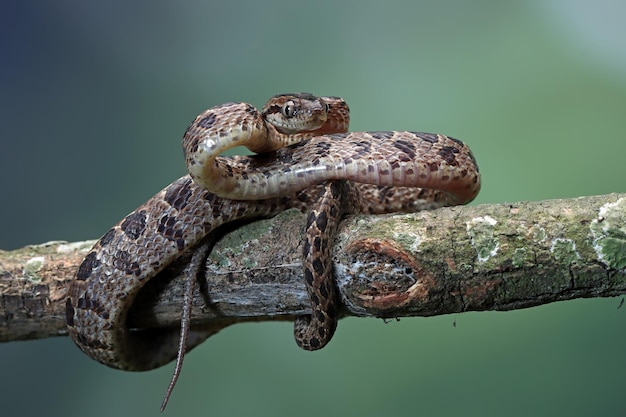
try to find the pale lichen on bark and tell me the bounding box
[0,194,625,343]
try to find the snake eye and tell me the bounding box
[282,101,297,118]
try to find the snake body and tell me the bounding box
[66,93,480,371]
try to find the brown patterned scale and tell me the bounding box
[66,93,480,408]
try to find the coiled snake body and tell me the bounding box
[66,93,480,382]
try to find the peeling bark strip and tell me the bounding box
[1,194,625,343]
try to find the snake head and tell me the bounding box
[261,92,329,134]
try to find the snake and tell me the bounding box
[66,92,480,380]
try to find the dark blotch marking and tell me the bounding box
[235,205,248,218]
[158,214,177,229]
[203,190,216,203]
[303,237,311,255]
[392,139,417,159]
[312,236,322,252]
[370,131,394,140]
[310,293,320,305]
[309,294,320,306]
[309,337,321,349]
[326,303,337,318]
[317,327,326,339]
[316,310,326,323]
[319,281,329,299]
[76,294,109,319]
[304,268,314,286]
[198,113,217,129]
[113,250,142,277]
[157,214,187,251]
[120,211,147,240]
[164,180,194,210]
[245,103,257,114]
[295,191,309,203]
[99,229,116,247]
[438,146,459,166]
[313,140,332,156]
[312,258,324,275]
[353,140,371,154]
[314,211,328,231]
[65,298,75,326]
[75,251,99,281]
[419,132,439,144]
[183,131,200,155]
[329,204,338,218]
[331,171,346,189]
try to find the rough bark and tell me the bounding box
[1,193,625,343]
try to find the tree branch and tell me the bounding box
[1,194,625,343]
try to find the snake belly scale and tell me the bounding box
[66,93,481,372]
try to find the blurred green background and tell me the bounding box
[1,1,625,416]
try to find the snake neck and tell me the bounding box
[183,103,332,196]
